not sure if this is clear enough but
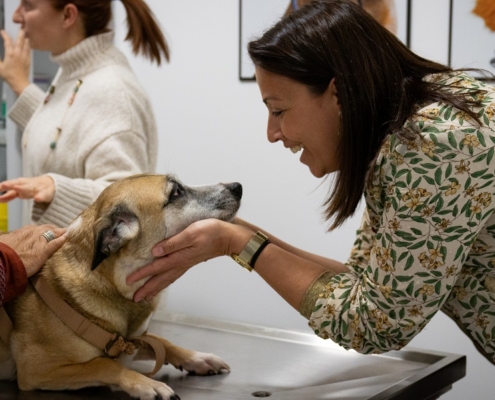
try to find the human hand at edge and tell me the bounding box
[0,225,67,277]
[0,29,31,95]
[127,218,249,302]
[0,175,56,204]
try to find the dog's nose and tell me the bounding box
[226,182,242,199]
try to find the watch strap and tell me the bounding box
[250,238,271,269]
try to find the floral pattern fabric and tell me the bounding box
[306,72,495,363]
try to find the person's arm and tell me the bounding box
[234,217,350,274]
[0,130,151,228]
[8,83,47,130]
[127,218,348,306]
[30,130,153,227]
[243,233,340,312]
[0,225,66,305]
[230,217,349,311]
[0,243,27,306]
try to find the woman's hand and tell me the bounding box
[0,225,66,277]
[0,29,31,95]
[0,176,56,204]
[127,219,252,302]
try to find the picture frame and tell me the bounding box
[449,0,495,79]
[239,0,412,82]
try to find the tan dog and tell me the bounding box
[0,174,242,400]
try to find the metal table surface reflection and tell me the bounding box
[0,313,466,400]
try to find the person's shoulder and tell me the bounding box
[83,58,150,107]
[423,70,473,85]
[412,72,495,131]
[425,71,495,94]
[87,62,139,92]
[84,44,142,87]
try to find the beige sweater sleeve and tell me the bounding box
[32,130,153,227]
[8,84,46,130]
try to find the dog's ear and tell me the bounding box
[91,205,139,271]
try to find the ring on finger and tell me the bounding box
[41,230,56,243]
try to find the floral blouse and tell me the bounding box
[301,72,495,363]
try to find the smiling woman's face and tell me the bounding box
[255,66,341,178]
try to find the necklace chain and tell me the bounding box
[44,79,84,150]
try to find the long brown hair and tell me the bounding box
[248,0,482,229]
[51,0,169,64]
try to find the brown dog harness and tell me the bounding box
[0,274,166,377]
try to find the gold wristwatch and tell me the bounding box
[231,231,270,272]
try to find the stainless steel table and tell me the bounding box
[0,313,466,399]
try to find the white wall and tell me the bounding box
[112,1,491,399]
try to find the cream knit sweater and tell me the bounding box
[8,32,158,227]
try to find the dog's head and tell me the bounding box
[67,174,242,278]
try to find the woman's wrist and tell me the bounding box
[11,80,30,96]
[224,221,255,257]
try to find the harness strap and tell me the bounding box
[0,306,13,345]
[30,274,165,376]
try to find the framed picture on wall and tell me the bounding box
[239,0,411,82]
[449,0,495,79]
[239,0,288,81]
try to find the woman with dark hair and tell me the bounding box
[0,0,169,227]
[129,0,495,363]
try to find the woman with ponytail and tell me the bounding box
[0,0,169,227]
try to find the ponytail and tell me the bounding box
[51,0,169,64]
[120,0,169,64]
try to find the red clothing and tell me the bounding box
[0,242,27,306]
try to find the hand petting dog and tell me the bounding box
[128,218,252,302]
[0,224,66,277]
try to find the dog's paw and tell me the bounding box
[178,351,230,376]
[116,378,179,400]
